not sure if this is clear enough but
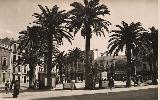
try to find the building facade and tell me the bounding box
[11,42,30,83]
[0,38,12,83]
[94,55,150,81]
[62,50,94,81]
[0,38,30,83]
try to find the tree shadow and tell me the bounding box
[31,88,158,100]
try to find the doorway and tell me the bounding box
[2,73,6,82]
[24,76,26,83]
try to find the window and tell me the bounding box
[2,57,7,70]
[13,44,16,52]
[18,56,20,60]
[24,76,26,83]
[18,66,20,72]
[13,55,16,63]
[24,67,26,73]
[13,67,15,73]
[2,73,5,82]
[2,58,7,66]
[106,61,109,65]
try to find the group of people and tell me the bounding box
[5,79,20,98]
[122,75,146,87]
[132,75,143,86]
[34,79,39,89]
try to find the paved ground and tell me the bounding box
[0,83,158,100]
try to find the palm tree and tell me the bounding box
[17,26,43,88]
[33,5,73,89]
[108,21,146,87]
[68,0,111,89]
[137,26,158,84]
[68,47,82,82]
[53,51,67,83]
[148,27,158,84]
[64,52,76,82]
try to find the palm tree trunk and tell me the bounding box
[152,49,158,85]
[28,59,36,89]
[46,33,53,89]
[148,52,153,81]
[85,30,93,90]
[75,60,77,83]
[59,65,63,83]
[66,66,69,82]
[126,46,132,87]
[44,53,47,74]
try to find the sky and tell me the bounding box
[0,0,158,59]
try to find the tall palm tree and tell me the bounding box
[68,47,82,82]
[108,21,146,87]
[33,5,73,89]
[148,27,158,84]
[17,26,43,88]
[137,26,158,84]
[68,0,111,89]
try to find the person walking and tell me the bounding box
[108,77,114,90]
[34,79,38,89]
[10,80,15,93]
[122,76,125,82]
[71,80,76,90]
[12,80,19,98]
[5,81,10,94]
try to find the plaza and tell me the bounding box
[0,0,158,100]
[0,82,158,100]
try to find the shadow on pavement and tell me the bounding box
[31,88,157,100]
[1,97,13,99]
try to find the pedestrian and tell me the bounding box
[5,81,10,94]
[122,76,125,82]
[137,75,141,85]
[108,77,114,90]
[71,80,76,90]
[37,80,39,89]
[10,80,15,92]
[93,77,96,90]
[34,79,38,89]
[12,80,19,98]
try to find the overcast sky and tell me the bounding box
[0,0,158,58]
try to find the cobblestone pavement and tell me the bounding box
[0,83,158,100]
